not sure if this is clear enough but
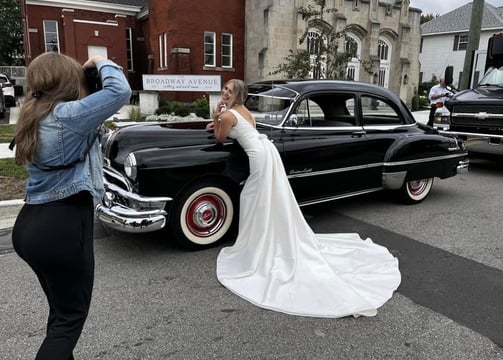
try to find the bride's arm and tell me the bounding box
[214,111,236,143]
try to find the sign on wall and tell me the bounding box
[142,75,221,92]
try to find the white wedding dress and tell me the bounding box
[216,109,401,318]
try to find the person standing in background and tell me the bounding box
[11,52,131,360]
[428,77,451,127]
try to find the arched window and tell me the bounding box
[378,39,389,61]
[345,34,361,81]
[377,38,392,87]
[307,28,327,79]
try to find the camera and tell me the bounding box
[84,67,102,94]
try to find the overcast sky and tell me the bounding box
[410,0,503,16]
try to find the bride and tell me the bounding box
[208,79,401,318]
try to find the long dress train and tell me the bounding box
[216,109,401,318]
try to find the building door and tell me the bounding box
[88,45,108,59]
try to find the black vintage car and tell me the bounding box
[96,80,468,249]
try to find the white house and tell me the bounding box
[420,1,503,88]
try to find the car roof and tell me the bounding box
[248,79,399,100]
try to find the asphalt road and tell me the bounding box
[0,156,502,359]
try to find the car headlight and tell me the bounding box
[124,153,137,180]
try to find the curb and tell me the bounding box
[0,199,24,207]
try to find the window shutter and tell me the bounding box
[453,35,459,51]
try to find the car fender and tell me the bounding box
[126,142,249,198]
[381,134,463,189]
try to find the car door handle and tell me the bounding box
[351,130,366,137]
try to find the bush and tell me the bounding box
[128,106,142,121]
[193,95,210,118]
[419,76,438,97]
[170,101,190,117]
[156,103,172,115]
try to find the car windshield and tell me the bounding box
[478,66,503,86]
[245,86,296,126]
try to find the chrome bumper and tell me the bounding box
[439,131,503,155]
[457,159,470,173]
[96,166,172,233]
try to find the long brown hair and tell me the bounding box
[15,52,87,165]
[225,79,248,109]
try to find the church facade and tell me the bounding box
[245,0,422,105]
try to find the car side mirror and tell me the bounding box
[445,66,453,86]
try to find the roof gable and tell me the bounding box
[421,2,503,35]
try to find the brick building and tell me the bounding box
[21,0,245,102]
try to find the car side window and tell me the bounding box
[292,94,356,127]
[361,95,404,126]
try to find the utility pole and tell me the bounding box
[459,0,484,90]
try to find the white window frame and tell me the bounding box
[222,33,233,68]
[126,27,134,71]
[456,34,469,51]
[377,37,392,88]
[307,28,327,79]
[204,31,216,67]
[345,34,361,81]
[43,20,60,53]
[158,32,168,69]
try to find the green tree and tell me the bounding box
[0,0,24,65]
[271,0,371,80]
[420,13,438,24]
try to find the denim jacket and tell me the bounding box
[24,60,132,204]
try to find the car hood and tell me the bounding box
[103,121,218,165]
[446,86,503,110]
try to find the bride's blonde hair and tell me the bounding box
[225,79,248,108]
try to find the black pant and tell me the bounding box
[12,191,94,360]
[428,104,436,127]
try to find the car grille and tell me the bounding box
[451,104,503,133]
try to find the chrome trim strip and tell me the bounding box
[298,187,382,207]
[362,123,416,131]
[104,180,172,206]
[438,130,503,140]
[263,123,416,131]
[288,153,464,179]
[382,153,465,167]
[451,112,503,119]
[281,125,362,131]
[103,166,133,192]
[287,162,383,178]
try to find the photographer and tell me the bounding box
[11,53,131,359]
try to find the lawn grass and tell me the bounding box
[0,158,27,179]
[0,124,15,143]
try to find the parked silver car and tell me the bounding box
[0,86,6,119]
[0,73,16,107]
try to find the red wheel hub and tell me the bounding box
[185,194,226,237]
